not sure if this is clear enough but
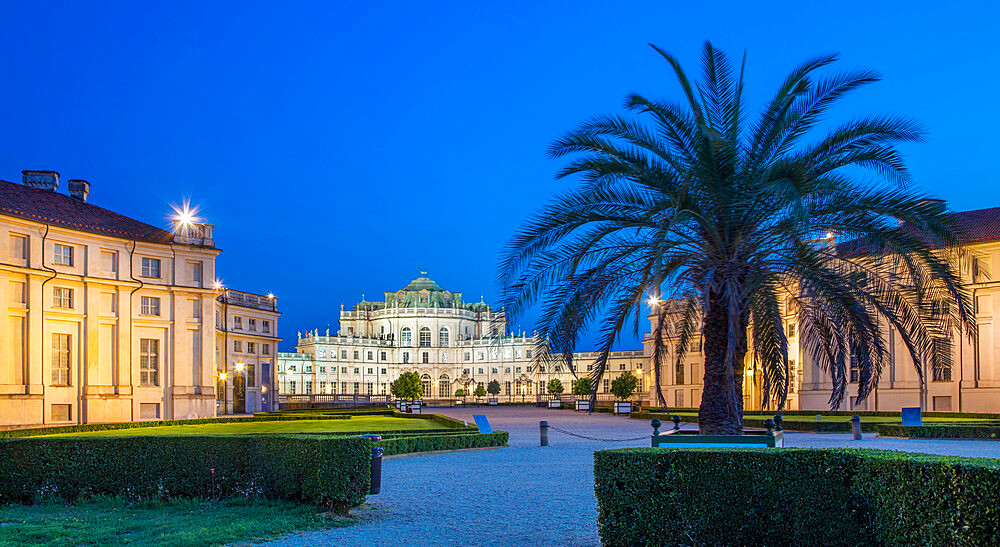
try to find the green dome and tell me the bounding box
[402,274,444,292]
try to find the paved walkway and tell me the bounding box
[271,407,999,546]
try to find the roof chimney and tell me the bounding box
[21,170,59,191]
[67,179,90,202]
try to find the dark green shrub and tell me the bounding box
[0,435,370,513]
[594,448,1000,545]
[876,423,1000,439]
[380,432,508,456]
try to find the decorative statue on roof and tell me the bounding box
[326,328,330,336]
[297,331,301,340]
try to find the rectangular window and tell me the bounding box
[262,320,270,333]
[10,317,25,384]
[190,298,201,319]
[247,362,256,387]
[367,351,373,360]
[341,381,348,393]
[353,367,359,374]
[353,382,360,394]
[675,362,685,385]
[367,382,374,395]
[8,281,25,306]
[526,349,533,359]
[849,355,860,383]
[53,287,73,309]
[381,368,387,374]
[381,351,387,361]
[353,350,359,360]
[786,322,797,338]
[52,333,71,386]
[233,340,242,352]
[367,368,373,374]
[464,352,470,361]
[341,350,347,359]
[141,257,161,278]
[140,403,160,419]
[263,344,270,355]
[234,316,243,329]
[289,381,296,394]
[675,390,685,407]
[101,250,118,277]
[248,319,256,331]
[423,352,430,364]
[603,379,610,393]
[247,342,255,354]
[140,338,159,386]
[191,261,203,286]
[53,244,73,266]
[51,404,71,421]
[403,352,410,364]
[140,296,160,316]
[306,381,312,394]
[9,234,27,264]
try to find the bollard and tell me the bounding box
[360,434,383,494]
[851,414,862,440]
[540,420,549,446]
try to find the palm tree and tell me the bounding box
[500,42,975,434]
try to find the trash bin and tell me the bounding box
[360,434,383,495]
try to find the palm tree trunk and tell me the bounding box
[698,291,748,434]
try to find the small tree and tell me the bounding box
[546,378,564,396]
[572,377,591,397]
[392,371,424,401]
[610,372,639,401]
[474,384,487,398]
[487,380,501,397]
[454,388,465,399]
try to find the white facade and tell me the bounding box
[277,274,652,402]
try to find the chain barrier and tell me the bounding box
[546,424,649,443]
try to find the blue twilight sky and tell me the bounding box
[1,1,997,351]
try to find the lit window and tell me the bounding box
[51,333,71,386]
[53,244,73,266]
[140,296,160,316]
[53,287,73,308]
[786,323,797,338]
[140,338,159,386]
[141,257,161,278]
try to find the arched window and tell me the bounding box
[439,328,449,347]
[401,327,412,347]
[421,374,432,398]
[419,327,431,347]
[439,374,451,397]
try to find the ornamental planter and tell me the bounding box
[548,399,562,409]
[575,399,591,412]
[614,401,632,415]
[649,416,784,448]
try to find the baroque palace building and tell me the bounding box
[277,274,648,403]
[648,205,1000,414]
[0,170,279,427]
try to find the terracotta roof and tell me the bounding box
[837,206,1000,257]
[950,206,1000,244]
[0,178,174,244]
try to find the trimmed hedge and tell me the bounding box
[594,448,1000,545]
[0,415,353,439]
[0,435,370,512]
[380,432,509,456]
[876,422,1000,439]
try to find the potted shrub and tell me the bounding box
[611,372,638,415]
[572,377,592,411]
[487,380,501,405]
[546,378,564,408]
[454,388,466,405]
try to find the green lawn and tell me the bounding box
[0,497,351,546]
[38,417,439,437]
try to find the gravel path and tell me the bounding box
[270,407,999,546]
